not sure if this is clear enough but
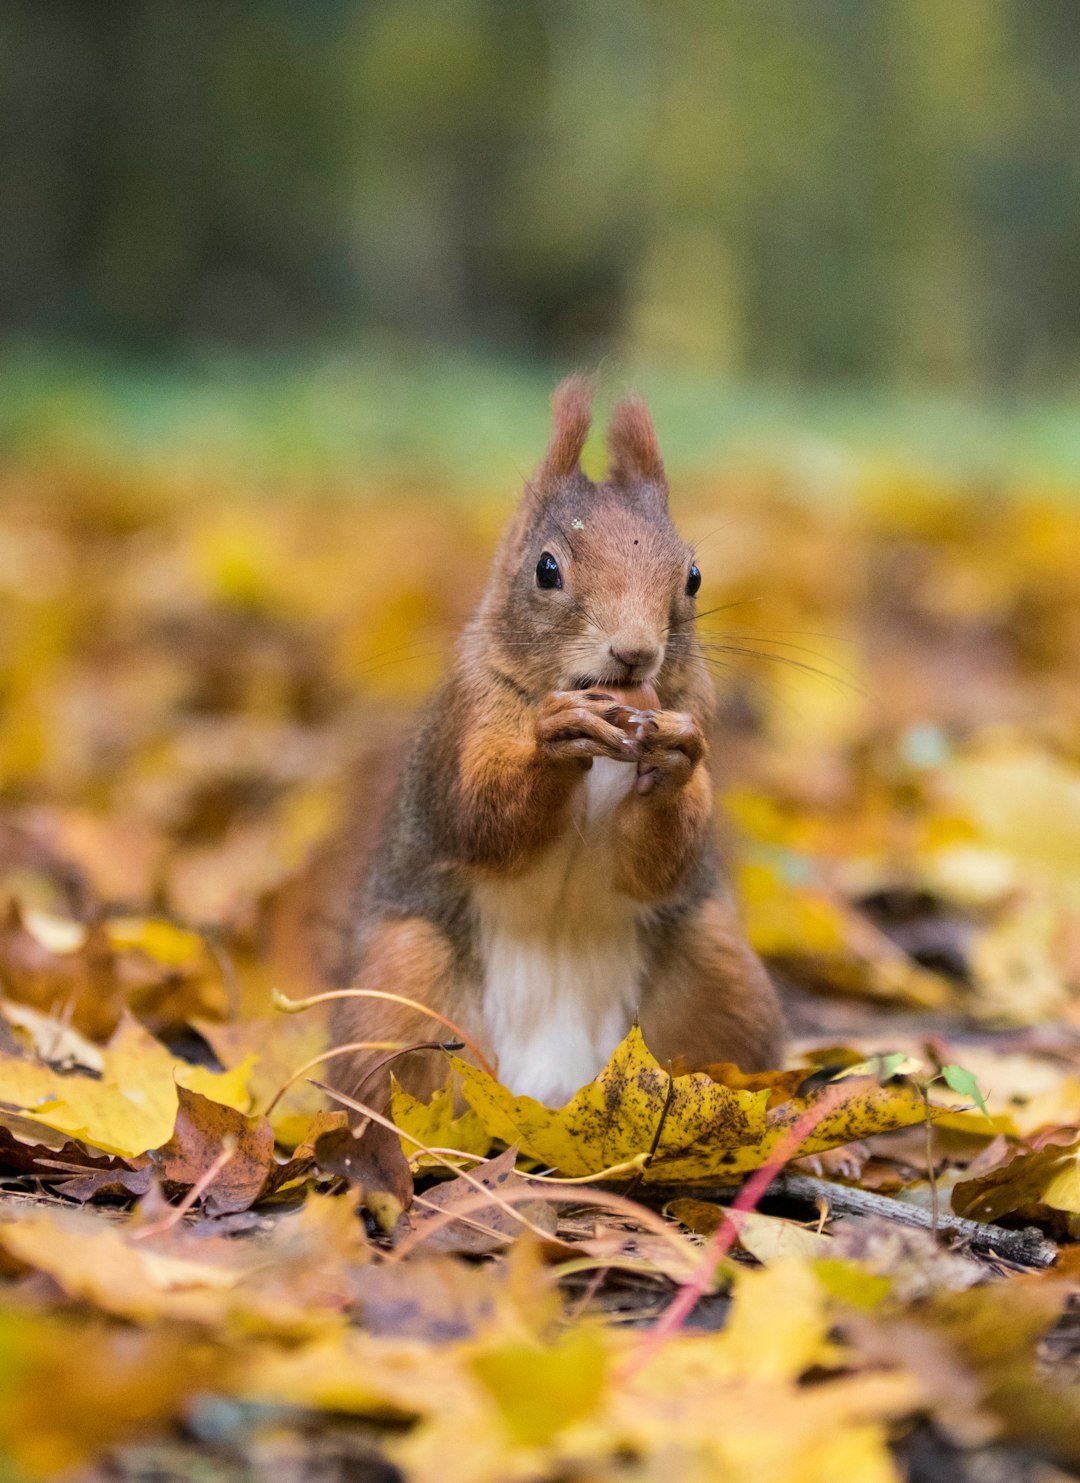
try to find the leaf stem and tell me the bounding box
[272,987,497,1078]
[261,1039,411,1117]
[921,1083,940,1239]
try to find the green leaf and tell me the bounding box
[940,1064,990,1120]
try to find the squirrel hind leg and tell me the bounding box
[638,897,785,1074]
[326,916,475,1117]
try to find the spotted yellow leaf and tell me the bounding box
[453,1026,933,1182]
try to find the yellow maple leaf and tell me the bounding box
[0,1210,241,1327]
[0,1015,253,1157]
[471,1326,607,1447]
[391,1260,918,1483]
[452,1026,932,1182]
[390,1075,491,1164]
[454,1025,767,1180]
[707,1259,834,1381]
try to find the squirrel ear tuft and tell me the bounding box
[539,374,593,481]
[606,394,666,496]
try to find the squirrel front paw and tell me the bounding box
[621,708,705,793]
[535,690,639,765]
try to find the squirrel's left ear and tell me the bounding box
[606,394,667,505]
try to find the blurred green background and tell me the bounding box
[5,0,1080,478]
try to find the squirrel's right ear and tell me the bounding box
[537,374,593,483]
[606,393,666,497]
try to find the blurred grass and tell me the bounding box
[7,343,1080,495]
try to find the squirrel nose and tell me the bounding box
[609,641,660,673]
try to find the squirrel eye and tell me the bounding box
[535,551,562,590]
[686,563,701,597]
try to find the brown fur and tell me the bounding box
[325,376,785,1112]
[540,372,594,481]
[330,916,476,1111]
[607,393,666,489]
[639,897,784,1072]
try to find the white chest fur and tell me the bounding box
[475,757,645,1106]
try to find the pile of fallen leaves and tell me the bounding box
[0,453,1079,1480]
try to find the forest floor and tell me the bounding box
[0,411,1079,1481]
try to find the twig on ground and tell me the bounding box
[621,1172,1059,1269]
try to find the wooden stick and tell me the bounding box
[600,1173,1059,1269]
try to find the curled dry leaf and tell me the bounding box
[952,1137,1080,1231]
[668,1198,832,1263]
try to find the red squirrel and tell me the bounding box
[326,376,784,1110]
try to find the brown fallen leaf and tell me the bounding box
[248,1108,351,1204]
[315,1115,413,1233]
[152,1084,277,1215]
[0,1122,150,1201]
[52,1157,153,1203]
[952,1136,1080,1232]
[404,1146,557,1256]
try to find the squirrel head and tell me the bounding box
[480,376,703,699]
